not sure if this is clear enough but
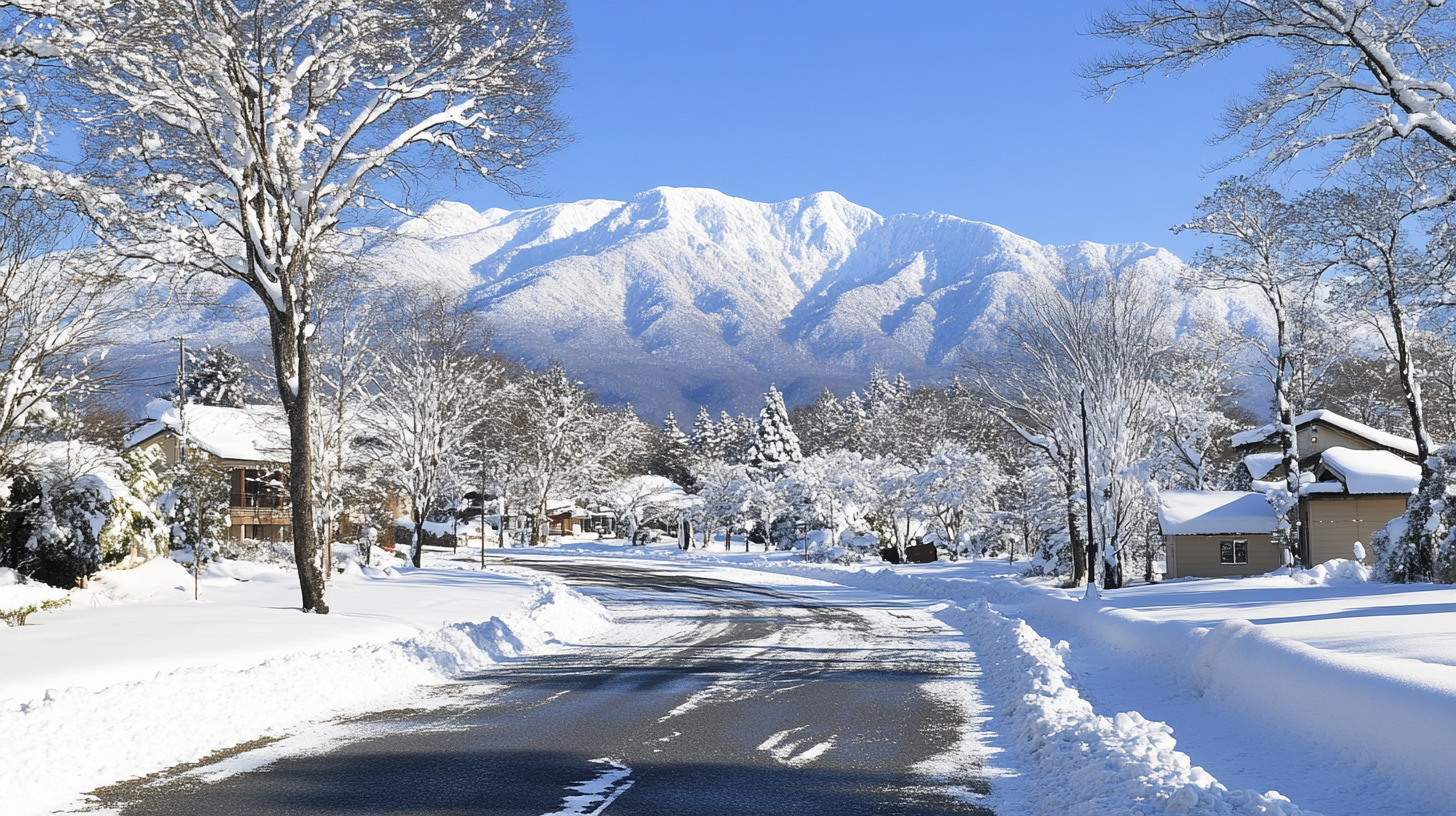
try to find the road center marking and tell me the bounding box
[542,758,634,816]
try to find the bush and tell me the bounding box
[215,536,296,566]
[1375,445,1456,583]
[4,474,107,588]
[1,597,69,626]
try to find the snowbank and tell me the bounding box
[744,560,1456,812]
[0,557,609,816]
[0,566,71,612]
[946,600,1310,815]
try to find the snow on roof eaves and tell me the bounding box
[1319,447,1422,495]
[1157,490,1278,536]
[1243,452,1283,480]
[123,399,288,463]
[1229,409,1419,457]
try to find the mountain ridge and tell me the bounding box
[111,187,1239,420]
[363,186,1206,418]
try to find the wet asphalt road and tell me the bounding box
[87,558,993,816]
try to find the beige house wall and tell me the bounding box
[1248,424,1405,480]
[1295,423,1389,459]
[1304,495,1406,565]
[1166,533,1279,579]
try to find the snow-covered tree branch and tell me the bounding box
[3,0,571,611]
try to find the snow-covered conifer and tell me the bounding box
[749,385,803,468]
[163,446,230,581]
[865,367,897,415]
[690,407,717,457]
[27,477,106,588]
[101,445,170,567]
[663,413,691,458]
[793,388,847,456]
[184,346,248,409]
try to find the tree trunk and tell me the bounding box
[1065,458,1086,586]
[1386,279,1435,579]
[273,317,327,613]
[1274,304,1303,568]
[411,514,425,568]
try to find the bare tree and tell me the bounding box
[369,289,498,568]
[1302,170,1445,468]
[0,193,126,481]
[1176,179,1331,564]
[974,261,1172,587]
[307,267,380,572]
[495,364,636,545]
[1089,1,1456,196]
[7,0,570,611]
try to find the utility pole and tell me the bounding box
[173,337,200,601]
[486,460,497,568]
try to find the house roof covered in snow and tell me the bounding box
[1157,490,1279,536]
[1243,452,1284,480]
[1230,409,1419,457]
[1316,447,1422,496]
[123,398,288,463]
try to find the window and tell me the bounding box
[1220,539,1248,565]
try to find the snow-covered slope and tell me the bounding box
[363,187,1219,418]
[109,187,1250,418]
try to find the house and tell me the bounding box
[1158,490,1280,578]
[123,398,292,543]
[1158,410,1422,579]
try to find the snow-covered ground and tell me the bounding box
[513,536,1456,816]
[0,554,609,816]
[7,536,1455,816]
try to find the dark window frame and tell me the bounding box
[1219,538,1249,565]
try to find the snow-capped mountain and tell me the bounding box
[367,186,1213,418]
[111,187,1251,419]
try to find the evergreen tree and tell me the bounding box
[646,412,694,488]
[691,406,723,462]
[734,414,757,462]
[101,445,170,566]
[792,388,846,456]
[893,372,912,400]
[164,446,230,569]
[184,346,249,408]
[663,413,691,456]
[749,385,803,469]
[865,366,896,414]
[27,478,106,588]
[0,472,41,573]
[841,391,867,450]
[1376,445,1456,583]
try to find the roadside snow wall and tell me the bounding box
[755,563,1456,815]
[1,578,608,816]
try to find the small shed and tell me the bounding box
[1157,490,1281,579]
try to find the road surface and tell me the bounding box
[89,558,995,815]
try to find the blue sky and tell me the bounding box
[450,1,1277,259]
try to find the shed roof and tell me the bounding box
[1157,490,1279,536]
[1230,409,1418,457]
[1318,447,1421,495]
